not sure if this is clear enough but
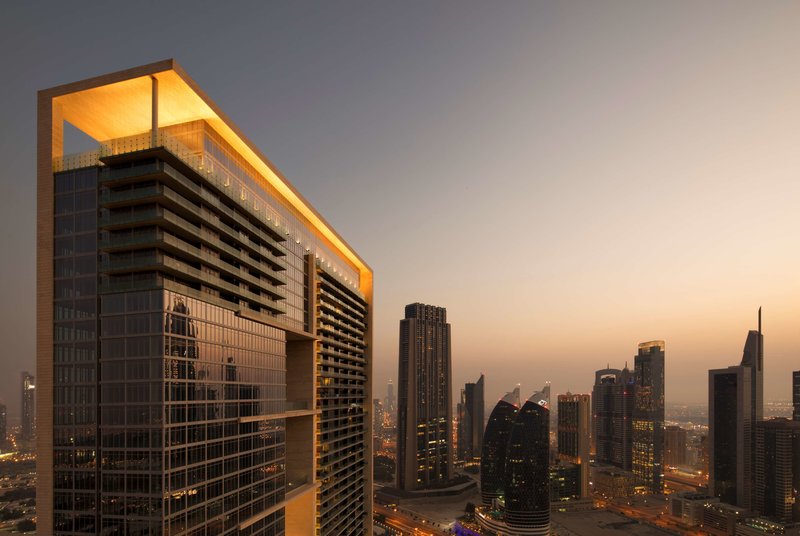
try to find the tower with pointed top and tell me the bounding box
[477,387,551,535]
[481,388,520,505]
[709,309,764,509]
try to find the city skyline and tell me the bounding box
[4,3,800,421]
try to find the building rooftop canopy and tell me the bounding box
[41,58,371,280]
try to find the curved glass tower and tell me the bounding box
[480,388,519,505]
[504,389,550,535]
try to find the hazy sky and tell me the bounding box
[2,2,800,421]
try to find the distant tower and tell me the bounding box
[709,310,763,510]
[21,372,35,441]
[397,303,452,491]
[592,366,634,470]
[754,418,800,523]
[386,379,396,413]
[481,389,520,504]
[632,340,665,493]
[457,374,485,464]
[664,426,688,468]
[558,393,591,498]
[709,365,751,507]
[0,404,6,448]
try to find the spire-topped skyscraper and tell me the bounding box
[709,309,764,510]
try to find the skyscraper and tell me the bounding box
[21,372,35,441]
[481,387,519,505]
[386,378,395,414]
[557,393,591,498]
[754,418,800,523]
[664,426,688,468]
[708,311,763,510]
[397,303,452,491]
[792,371,800,422]
[476,387,550,536]
[592,366,634,470]
[457,374,484,464]
[709,365,752,508]
[632,340,665,494]
[37,60,373,536]
[504,390,551,535]
[741,308,764,504]
[0,404,6,449]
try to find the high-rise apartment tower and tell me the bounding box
[592,366,633,470]
[0,404,6,449]
[37,60,373,536]
[557,393,591,498]
[457,374,484,464]
[632,340,665,494]
[754,418,800,523]
[21,372,35,441]
[396,303,452,490]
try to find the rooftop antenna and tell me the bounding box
[758,306,762,334]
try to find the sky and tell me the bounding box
[1,1,800,421]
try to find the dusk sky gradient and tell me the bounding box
[2,1,800,420]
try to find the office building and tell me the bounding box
[385,379,395,415]
[37,60,373,535]
[664,425,688,468]
[21,372,35,441]
[741,309,764,502]
[557,393,590,498]
[668,492,718,527]
[592,366,634,470]
[709,365,752,508]
[754,418,800,523]
[396,303,452,491]
[793,371,800,422]
[476,387,550,536]
[457,374,484,464]
[504,389,551,535]
[481,387,519,505]
[632,340,665,494]
[549,461,580,503]
[708,311,764,511]
[0,404,6,449]
[373,399,384,435]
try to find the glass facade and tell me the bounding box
[632,341,665,494]
[480,395,518,505]
[48,112,370,535]
[711,371,740,506]
[504,396,550,534]
[53,167,100,535]
[592,367,634,471]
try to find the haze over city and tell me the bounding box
[3,1,800,421]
